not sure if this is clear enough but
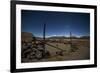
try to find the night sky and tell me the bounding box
[21,10,90,37]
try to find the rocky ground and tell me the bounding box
[21,39,90,63]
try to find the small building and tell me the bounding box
[21,32,33,42]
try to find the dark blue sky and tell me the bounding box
[21,10,90,37]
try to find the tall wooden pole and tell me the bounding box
[43,24,46,43]
[70,32,72,48]
[43,23,46,57]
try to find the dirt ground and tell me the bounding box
[21,39,90,63]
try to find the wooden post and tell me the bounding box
[43,24,46,43]
[43,23,46,57]
[70,32,72,49]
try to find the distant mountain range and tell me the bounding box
[34,36,90,40]
[22,32,89,40]
[47,36,89,39]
